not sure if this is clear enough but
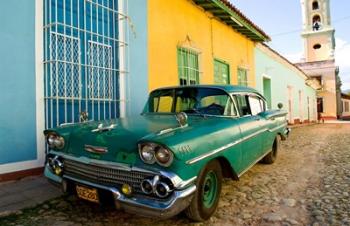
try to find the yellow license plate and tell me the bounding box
[76,185,99,203]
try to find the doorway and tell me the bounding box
[263,77,272,109]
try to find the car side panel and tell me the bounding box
[148,118,243,180]
[235,115,263,173]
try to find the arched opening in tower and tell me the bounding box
[312,15,322,31]
[312,1,319,10]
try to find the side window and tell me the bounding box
[223,97,238,116]
[248,96,263,115]
[235,95,251,116]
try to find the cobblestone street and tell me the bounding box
[0,124,349,226]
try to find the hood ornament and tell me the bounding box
[91,123,117,133]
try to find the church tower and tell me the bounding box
[296,0,342,120]
[300,0,335,62]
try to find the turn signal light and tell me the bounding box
[122,184,133,196]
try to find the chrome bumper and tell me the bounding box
[44,165,196,219]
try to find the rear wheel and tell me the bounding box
[262,135,281,164]
[185,160,222,222]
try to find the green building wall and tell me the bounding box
[255,45,317,123]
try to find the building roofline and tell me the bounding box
[342,93,350,100]
[295,59,336,66]
[193,0,271,42]
[257,43,310,80]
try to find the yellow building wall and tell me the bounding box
[148,0,256,92]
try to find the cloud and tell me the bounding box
[335,38,350,91]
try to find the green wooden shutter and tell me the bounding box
[214,59,230,84]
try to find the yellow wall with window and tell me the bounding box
[148,0,256,92]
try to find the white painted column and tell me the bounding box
[118,0,126,117]
[35,0,46,165]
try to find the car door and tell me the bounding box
[257,98,276,156]
[234,94,265,172]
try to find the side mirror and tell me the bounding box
[277,103,283,109]
[175,112,188,127]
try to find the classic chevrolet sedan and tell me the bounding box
[44,85,290,221]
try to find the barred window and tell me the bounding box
[177,48,200,86]
[214,59,230,84]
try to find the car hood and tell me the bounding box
[48,114,192,164]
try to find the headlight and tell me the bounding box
[155,147,173,167]
[140,144,156,164]
[46,133,65,149]
[139,143,174,167]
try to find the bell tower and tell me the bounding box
[301,0,335,62]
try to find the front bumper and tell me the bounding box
[44,165,196,219]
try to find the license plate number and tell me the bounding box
[76,185,99,203]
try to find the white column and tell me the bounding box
[118,0,126,117]
[35,0,45,165]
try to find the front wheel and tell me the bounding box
[262,135,281,164]
[185,160,222,222]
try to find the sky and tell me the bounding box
[231,0,350,92]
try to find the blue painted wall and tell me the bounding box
[0,0,37,164]
[127,0,148,116]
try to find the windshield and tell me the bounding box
[144,87,237,116]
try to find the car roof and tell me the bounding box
[151,85,261,95]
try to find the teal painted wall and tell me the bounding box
[0,0,37,164]
[127,0,149,116]
[255,46,317,122]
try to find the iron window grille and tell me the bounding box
[177,47,201,86]
[43,0,129,128]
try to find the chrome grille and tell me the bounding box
[63,159,155,194]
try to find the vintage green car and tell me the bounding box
[44,85,290,221]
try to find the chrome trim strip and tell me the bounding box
[84,144,108,154]
[186,128,266,165]
[186,139,242,165]
[186,122,286,165]
[91,123,117,133]
[158,125,188,135]
[50,150,136,172]
[240,128,266,142]
[268,123,288,133]
[171,176,197,190]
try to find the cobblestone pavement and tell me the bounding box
[0,124,349,226]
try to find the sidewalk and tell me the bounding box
[0,175,61,217]
[324,120,350,124]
